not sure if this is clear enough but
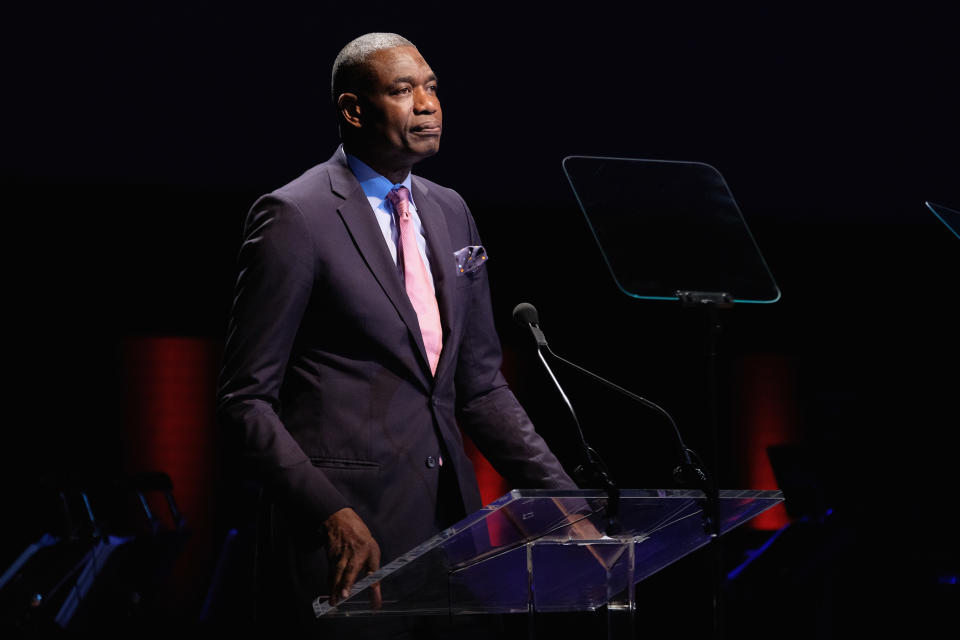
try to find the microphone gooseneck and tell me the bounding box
[512,302,709,493]
[511,303,602,474]
[512,302,620,534]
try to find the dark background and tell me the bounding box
[3,2,957,637]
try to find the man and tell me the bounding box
[216,32,576,631]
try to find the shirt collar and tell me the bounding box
[344,150,415,208]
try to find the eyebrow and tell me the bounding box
[391,73,438,85]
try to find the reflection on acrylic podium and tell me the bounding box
[314,489,783,638]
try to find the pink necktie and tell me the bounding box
[387,186,443,376]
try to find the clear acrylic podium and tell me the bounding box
[314,488,782,633]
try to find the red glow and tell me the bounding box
[122,336,218,516]
[736,353,797,530]
[121,336,220,607]
[461,432,510,507]
[461,432,512,546]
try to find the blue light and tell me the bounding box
[726,522,791,581]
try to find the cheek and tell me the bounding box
[389,113,411,137]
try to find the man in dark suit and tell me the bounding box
[216,32,575,631]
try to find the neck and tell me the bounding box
[343,142,412,184]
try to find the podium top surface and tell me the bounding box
[315,488,783,617]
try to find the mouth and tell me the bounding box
[411,122,442,135]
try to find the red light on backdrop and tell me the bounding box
[462,432,510,507]
[122,336,218,518]
[736,353,798,530]
[462,432,512,546]
[121,336,220,609]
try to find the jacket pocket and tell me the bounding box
[309,456,380,470]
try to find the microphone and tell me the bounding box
[511,303,594,467]
[512,303,621,532]
[512,302,709,491]
[513,305,723,631]
[511,302,546,346]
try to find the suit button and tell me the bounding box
[425,456,437,468]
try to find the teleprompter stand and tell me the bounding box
[561,155,782,637]
[314,489,783,639]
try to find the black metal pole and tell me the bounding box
[705,302,724,640]
[676,291,731,640]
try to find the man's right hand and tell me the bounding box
[323,507,382,607]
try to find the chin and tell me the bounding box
[412,142,441,160]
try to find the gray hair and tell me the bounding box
[331,33,416,103]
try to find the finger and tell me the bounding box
[329,556,348,605]
[338,556,364,601]
[365,550,382,609]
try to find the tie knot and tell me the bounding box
[387,186,411,217]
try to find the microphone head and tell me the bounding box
[512,302,540,326]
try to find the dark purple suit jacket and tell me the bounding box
[216,147,574,610]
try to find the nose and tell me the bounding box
[413,87,439,114]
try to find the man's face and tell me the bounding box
[356,46,442,167]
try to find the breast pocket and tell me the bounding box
[455,270,481,289]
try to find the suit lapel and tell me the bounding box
[327,149,432,386]
[412,176,457,385]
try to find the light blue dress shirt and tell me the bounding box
[344,150,435,288]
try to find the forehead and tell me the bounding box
[365,46,434,84]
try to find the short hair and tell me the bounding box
[331,33,416,103]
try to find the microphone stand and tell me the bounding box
[540,345,708,490]
[517,299,724,637]
[515,301,714,538]
[537,341,718,540]
[523,317,621,535]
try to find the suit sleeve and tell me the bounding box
[451,196,578,490]
[216,195,350,527]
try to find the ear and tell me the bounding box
[338,93,362,130]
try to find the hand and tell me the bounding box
[568,516,607,542]
[323,507,382,608]
[552,498,619,569]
